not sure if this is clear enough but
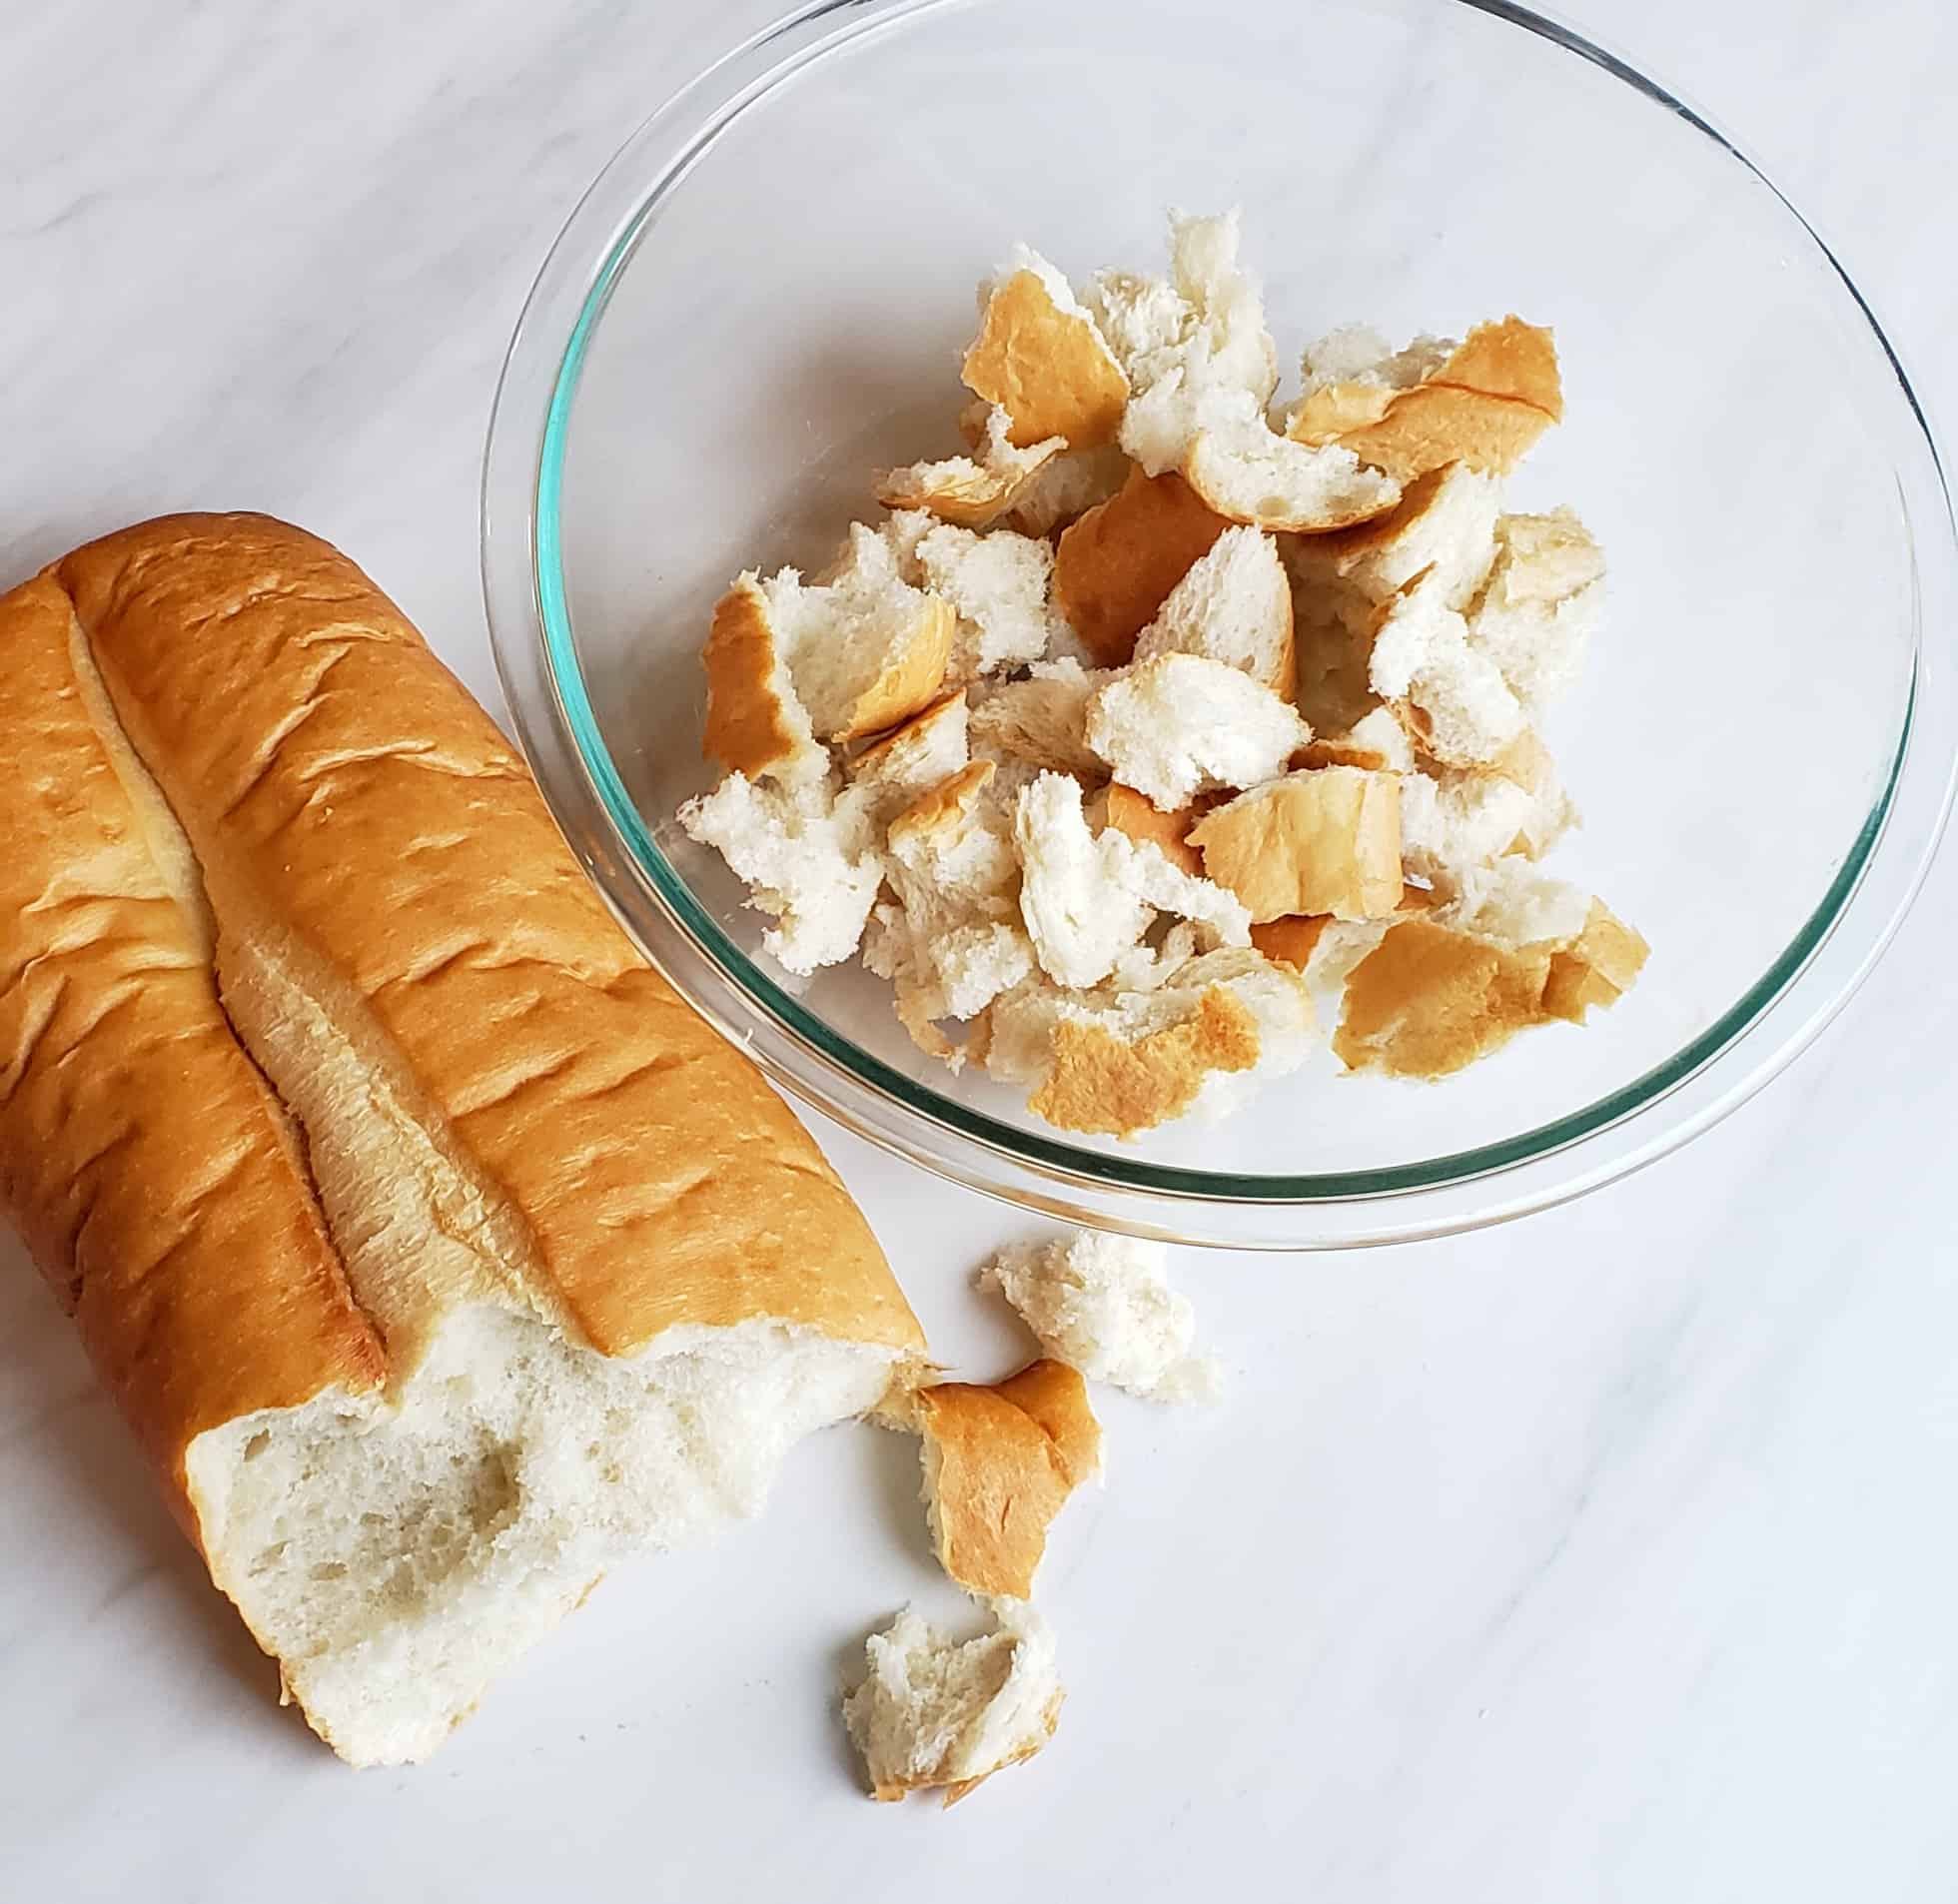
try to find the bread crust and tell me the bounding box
[1030,986,1261,1136]
[0,570,387,1532]
[700,575,809,779]
[13,518,921,1464]
[1289,318,1562,478]
[962,269,1130,450]
[1053,467,1230,666]
[916,1358,1100,1599]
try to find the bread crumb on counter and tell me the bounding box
[678,208,1645,1133]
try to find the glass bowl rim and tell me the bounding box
[481,0,1958,1245]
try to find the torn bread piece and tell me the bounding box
[845,690,970,820]
[1332,916,1555,1079]
[1132,523,1295,696]
[978,1230,1222,1405]
[1085,652,1312,811]
[964,248,1131,450]
[1289,317,1563,478]
[1053,465,1231,667]
[1370,577,1526,768]
[1542,899,1650,1023]
[915,1360,1102,1600]
[999,444,1132,538]
[1093,209,1281,476]
[1464,506,1606,713]
[1287,461,1502,613]
[700,574,830,786]
[1013,769,1249,989]
[969,655,1113,778]
[1189,765,1403,922]
[743,526,957,741]
[678,772,882,974]
[843,1601,1063,1806]
[1180,401,1403,534]
[868,761,1033,1056]
[877,405,1067,530]
[985,947,1314,1137]
[1334,865,1642,1075]
[907,516,1066,684]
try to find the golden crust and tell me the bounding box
[1053,467,1231,667]
[1030,987,1261,1137]
[832,593,957,742]
[846,689,966,784]
[1248,915,1335,972]
[700,576,805,779]
[1101,781,1205,879]
[869,1687,1066,1806]
[962,269,1130,450]
[1542,900,1648,1023]
[1189,769,1403,923]
[1289,319,1562,478]
[916,1358,1100,1599]
[54,513,923,1362]
[1332,917,1552,1078]
[0,569,387,1533]
[874,438,1064,529]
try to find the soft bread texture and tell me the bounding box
[1289,317,1563,477]
[756,527,957,741]
[978,1231,1221,1405]
[843,1601,1063,1805]
[908,515,1066,684]
[963,251,1130,450]
[845,690,971,819]
[1180,413,1403,534]
[1053,465,1232,667]
[679,771,883,973]
[1132,524,1295,696]
[10,515,922,1766]
[1189,766,1404,923]
[914,1359,1101,1600]
[1085,653,1312,810]
[969,656,1112,777]
[876,406,1066,530]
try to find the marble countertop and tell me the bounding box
[3,2,1955,1897]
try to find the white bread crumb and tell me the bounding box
[1465,507,1605,712]
[678,772,881,974]
[1085,652,1311,810]
[1013,770,1248,988]
[977,1229,1222,1405]
[842,1600,1062,1804]
[1369,579,1525,767]
[911,518,1066,683]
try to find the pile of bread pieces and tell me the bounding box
[682,211,1647,1136]
[0,513,1207,1799]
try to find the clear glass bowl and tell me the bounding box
[482,0,1956,1248]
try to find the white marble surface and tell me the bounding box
[3,1,1956,1896]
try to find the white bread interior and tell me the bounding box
[1085,652,1311,810]
[977,1230,1221,1405]
[842,1600,1062,1805]
[1132,523,1295,695]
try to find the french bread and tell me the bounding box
[0,513,923,1767]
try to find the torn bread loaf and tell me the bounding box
[843,1601,1062,1805]
[914,1360,1101,1600]
[0,516,924,1768]
[978,1231,1221,1405]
